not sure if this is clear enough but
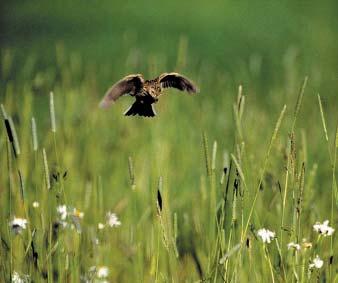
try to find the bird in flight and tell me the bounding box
[99,72,198,117]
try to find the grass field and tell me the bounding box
[1,1,338,282]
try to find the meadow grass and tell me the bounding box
[0,47,337,283]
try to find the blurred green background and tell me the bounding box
[2,0,338,93]
[1,0,337,212]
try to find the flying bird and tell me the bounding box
[99,72,198,117]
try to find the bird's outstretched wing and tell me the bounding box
[159,72,198,94]
[99,74,144,108]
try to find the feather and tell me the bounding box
[99,74,144,108]
[159,72,198,94]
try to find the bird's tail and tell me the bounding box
[124,101,156,117]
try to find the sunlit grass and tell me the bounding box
[0,48,337,282]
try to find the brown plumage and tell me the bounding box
[99,72,198,117]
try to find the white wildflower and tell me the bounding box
[9,217,28,234]
[257,228,275,243]
[106,212,121,227]
[59,221,68,228]
[313,220,334,236]
[72,208,84,219]
[56,205,84,233]
[12,271,23,283]
[70,207,84,233]
[309,255,324,269]
[98,223,105,230]
[287,242,301,251]
[12,271,30,283]
[88,266,109,282]
[56,205,67,220]
[32,201,39,208]
[97,266,109,278]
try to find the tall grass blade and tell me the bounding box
[211,140,217,172]
[230,154,246,190]
[8,117,21,157]
[128,156,136,190]
[43,148,51,190]
[31,117,38,151]
[50,92,56,133]
[1,104,8,119]
[219,243,240,264]
[317,94,328,142]
[291,76,308,131]
[202,132,211,176]
[18,170,25,202]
